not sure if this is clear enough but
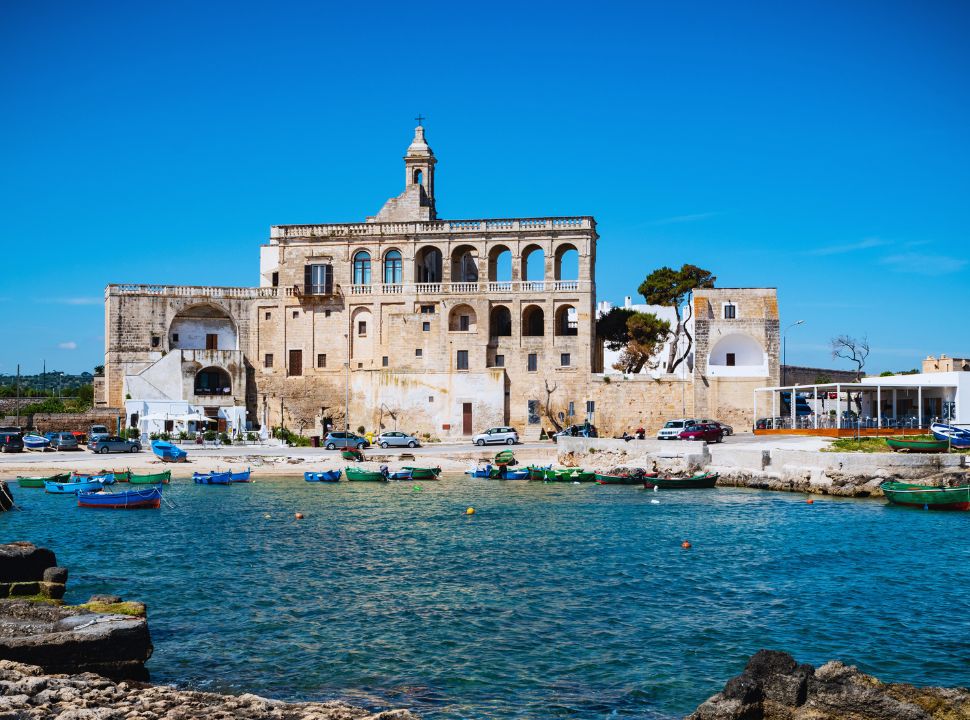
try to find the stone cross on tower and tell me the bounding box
[415,114,425,126]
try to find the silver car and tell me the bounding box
[49,433,79,451]
[472,427,519,446]
[90,435,141,454]
[376,431,420,449]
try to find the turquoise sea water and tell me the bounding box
[3,476,969,719]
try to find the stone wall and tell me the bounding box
[0,410,124,434]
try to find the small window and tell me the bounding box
[495,354,505,367]
[428,396,434,403]
[325,310,331,317]
[568,401,575,417]
[457,350,469,370]
[459,315,470,331]
[151,336,160,348]
[561,353,571,367]
[724,304,736,320]
[271,271,279,287]
[421,305,435,314]
[415,348,423,357]
[264,353,273,368]
[528,400,540,425]
[422,321,430,332]
[265,311,271,320]
[206,333,218,350]
[317,353,326,368]
[357,362,363,368]
[382,356,389,367]
[172,333,179,342]
[726,352,736,367]
[292,310,299,319]
[528,353,538,371]
[358,321,367,336]
[586,400,595,413]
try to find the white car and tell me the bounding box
[376,431,420,448]
[472,427,519,446]
[656,418,698,440]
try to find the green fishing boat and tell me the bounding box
[885,437,949,453]
[653,472,719,489]
[494,449,516,466]
[881,481,970,510]
[544,468,595,482]
[345,467,386,482]
[341,449,364,462]
[129,470,171,485]
[402,466,441,480]
[527,465,548,480]
[17,473,69,489]
[595,472,655,485]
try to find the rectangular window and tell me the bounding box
[172,333,179,342]
[317,353,326,368]
[456,350,469,370]
[206,334,218,350]
[305,264,334,295]
[459,315,470,331]
[358,321,367,336]
[292,310,299,319]
[726,352,736,367]
[271,271,279,287]
[527,353,538,371]
[288,349,302,376]
[415,348,423,357]
[528,400,540,425]
[495,354,505,367]
[325,310,331,317]
[724,304,736,319]
[561,353,571,367]
[151,336,160,348]
[265,311,271,320]
[422,321,430,332]
[382,356,389,367]
[568,401,575,417]
[420,305,435,314]
[264,353,273,368]
[586,400,595,414]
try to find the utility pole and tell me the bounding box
[15,364,20,428]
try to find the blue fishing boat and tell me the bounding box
[465,464,493,478]
[69,472,117,485]
[151,440,188,462]
[45,476,112,494]
[23,434,49,450]
[229,468,252,483]
[500,468,530,480]
[385,469,413,480]
[78,486,161,509]
[193,471,231,485]
[931,422,970,449]
[304,470,341,482]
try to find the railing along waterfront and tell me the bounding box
[270,216,593,240]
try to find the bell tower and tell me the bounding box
[371,121,438,222]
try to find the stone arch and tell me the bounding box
[554,304,578,336]
[450,244,479,283]
[707,333,767,376]
[413,169,423,185]
[194,366,232,396]
[489,305,512,337]
[521,244,545,282]
[487,244,513,282]
[351,307,374,359]
[352,250,372,285]
[169,303,238,351]
[382,248,403,285]
[448,303,478,332]
[554,244,579,281]
[522,304,545,336]
[415,246,443,283]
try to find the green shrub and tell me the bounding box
[125,428,140,440]
[204,430,217,441]
[357,425,366,435]
[219,432,231,445]
[246,432,258,442]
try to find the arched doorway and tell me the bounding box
[194,367,232,396]
[522,305,545,336]
[415,246,443,284]
[554,305,578,336]
[451,245,479,284]
[521,244,545,287]
[489,305,512,337]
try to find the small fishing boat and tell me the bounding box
[402,466,440,480]
[385,469,413,480]
[78,486,162,510]
[494,449,516,466]
[527,465,551,480]
[68,472,117,485]
[74,469,131,482]
[653,472,720,489]
[500,468,530,480]
[304,470,341,482]
[0,481,13,511]
[544,468,595,482]
[45,477,112,494]
[17,473,69,488]
[341,449,364,462]
[885,437,949,453]
[345,467,386,482]
[930,423,970,449]
[465,464,494,478]
[192,471,232,485]
[22,434,49,450]
[152,440,188,462]
[881,481,970,510]
[129,470,171,485]
[229,468,252,483]
[595,471,657,485]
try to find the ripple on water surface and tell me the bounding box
[3,477,969,719]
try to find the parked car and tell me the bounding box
[695,418,733,436]
[88,425,110,445]
[376,431,420,449]
[657,418,698,440]
[71,431,88,444]
[472,427,519,446]
[678,423,725,443]
[324,431,370,450]
[90,435,141,454]
[0,431,24,453]
[552,424,598,443]
[48,432,79,451]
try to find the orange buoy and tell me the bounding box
[681,540,691,549]
[295,512,304,520]
[806,498,814,504]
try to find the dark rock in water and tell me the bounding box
[0,542,57,583]
[42,566,68,585]
[87,593,122,604]
[0,599,153,680]
[687,650,970,719]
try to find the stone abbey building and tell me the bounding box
[102,126,779,438]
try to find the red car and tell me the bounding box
[678,423,725,443]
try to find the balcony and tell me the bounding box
[344,280,591,297]
[270,216,595,240]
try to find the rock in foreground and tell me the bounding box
[688,649,970,720]
[0,659,419,719]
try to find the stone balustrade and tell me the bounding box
[108,284,279,299]
[270,216,594,240]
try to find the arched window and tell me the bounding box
[194,367,231,396]
[353,251,372,285]
[555,305,578,336]
[522,305,545,336]
[384,250,402,284]
[490,306,512,337]
[414,169,423,185]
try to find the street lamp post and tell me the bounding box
[782,320,805,387]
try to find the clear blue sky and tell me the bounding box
[2,0,968,376]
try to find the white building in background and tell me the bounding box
[596,296,694,378]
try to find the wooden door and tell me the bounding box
[462,403,473,435]
[289,349,303,377]
[206,333,218,350]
